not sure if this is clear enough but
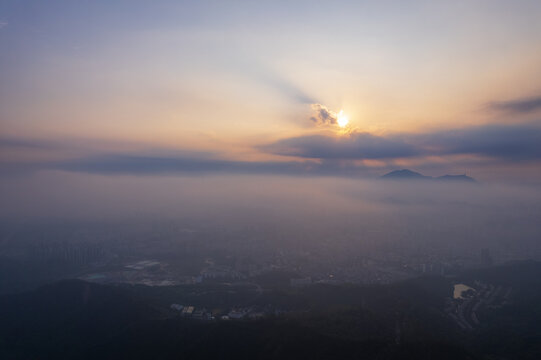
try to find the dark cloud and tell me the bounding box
[310,104,339,125]
[262,124,541,161]
[488,96,541,114]
[416,125,541,160]
[261,133,418,159]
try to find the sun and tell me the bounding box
[337,110,349,127]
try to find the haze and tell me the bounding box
[1,3,541,358]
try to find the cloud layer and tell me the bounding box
[263,124,541,161]
[2,123,541,179]
[262,133,418,159]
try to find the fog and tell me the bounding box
[2,171,540,263]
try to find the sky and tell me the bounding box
[2,0,541,182]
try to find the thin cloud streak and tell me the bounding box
[488,96,541,114]
[50,155,372,177]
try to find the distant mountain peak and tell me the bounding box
[381,169,430,180]
[381,169,477,183]
[436,174,477,183]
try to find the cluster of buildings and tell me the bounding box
[78,244,501,290]
[200,265,244,280]
[169,304,266,321]
[28,240,107,266]
[170,304,215,320]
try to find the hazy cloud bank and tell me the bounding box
[263,124,541,161]
[2,122,541,180]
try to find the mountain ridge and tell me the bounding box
[381,169,477,183]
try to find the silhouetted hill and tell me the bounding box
[382,169,477,183]
[381,169,429,180]
[436,174,477,183]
